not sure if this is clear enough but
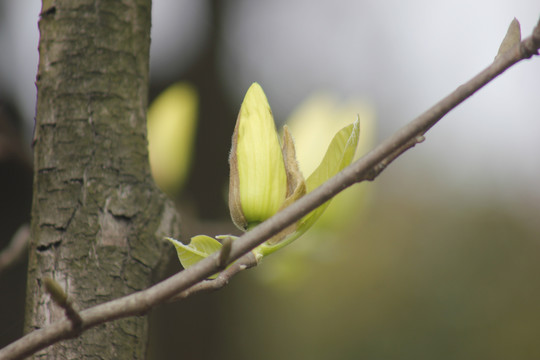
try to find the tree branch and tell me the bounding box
[0,224,29,277]
[168,252,257,302]
[1,17,539,360]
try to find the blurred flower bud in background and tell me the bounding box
[256,92,377,287]
[287,93,376,230]
[147,82,198,198]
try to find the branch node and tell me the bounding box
[520,17,540,58]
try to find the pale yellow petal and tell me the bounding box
[229,83,287,230]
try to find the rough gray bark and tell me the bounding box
[25,0,178,358]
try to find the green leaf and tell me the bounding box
[167,235,223,278]
[305,117,360,192]
[253,118,360,258]
[298,117,360,234]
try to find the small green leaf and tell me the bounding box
[253,118,360,258]
[297,117,360,234]
[305,117,360,191]
[167,235,223,278]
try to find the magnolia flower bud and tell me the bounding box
[169,83,362,274]
[229,83,288,230]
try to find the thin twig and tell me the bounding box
[1,18,539,360]
[170,252,257,302]
[364,135,425,182]
[42,278,83,333]
[0,224,30,277]
[217,236,234,269]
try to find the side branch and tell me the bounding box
[42,278,83,332]
[2,17,539,360]
[0,224,29,277]
[169,252,257,302]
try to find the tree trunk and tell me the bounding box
[25,0,178,358]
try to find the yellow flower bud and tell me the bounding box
[228,83,360,260]
[229,83,288,230]
[169,84,365,273]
